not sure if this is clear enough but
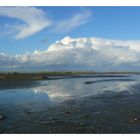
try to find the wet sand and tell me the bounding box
[0,73,140,133]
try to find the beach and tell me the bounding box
[0,73,140,133]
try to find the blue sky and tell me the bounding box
[0,7,140,71]
[0,7,140,55]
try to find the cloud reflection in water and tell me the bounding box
[31,77,139,103]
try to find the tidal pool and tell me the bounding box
[0,74,140,133]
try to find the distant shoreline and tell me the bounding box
[0,71,139,81]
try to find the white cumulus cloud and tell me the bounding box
[1,36,140,71]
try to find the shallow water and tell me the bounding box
[0,74,140,133]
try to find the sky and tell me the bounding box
[0,6,140,71]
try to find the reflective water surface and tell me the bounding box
[0,74,140,133]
